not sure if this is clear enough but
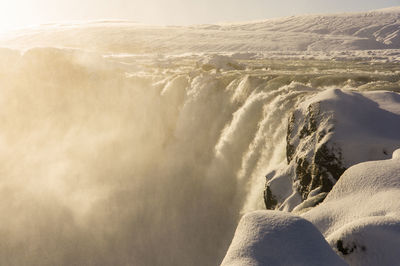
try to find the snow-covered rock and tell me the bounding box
[303,149,400,266]
[225,149,400,266]
[264,88,400,211]
[221,210,347,266]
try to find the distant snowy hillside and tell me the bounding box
[218,7,400,50]
[0,7,399,53]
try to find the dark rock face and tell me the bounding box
[263,186,278,210]
[313,144,346,194]
[336,240,366,256]
[264,102,346,210]
[289,103,346,200]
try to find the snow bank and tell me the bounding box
[221,210,347,266]
[224,149,400,266]
[306,89,400,165]
[303,149,400,266]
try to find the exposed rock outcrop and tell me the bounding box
[264,101,346,211]
[264,88,400,211]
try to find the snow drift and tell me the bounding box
[221,210,347,266]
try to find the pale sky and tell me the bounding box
[1,0,399,31]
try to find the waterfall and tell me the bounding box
[0,48,396,265]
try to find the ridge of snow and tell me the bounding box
[221,211,347,266]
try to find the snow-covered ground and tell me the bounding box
[0,6,399,266]
[0,7,400,53]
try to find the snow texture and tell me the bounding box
[224,148,400,266]
[305,88,400,167]
[303,88,400,167]
[221,210,347,266]
[303,149,400,266]
[1,7,400,53]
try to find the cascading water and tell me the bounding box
[0,48,398,266]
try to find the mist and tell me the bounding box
[0,44,397,265]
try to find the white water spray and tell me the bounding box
[0,48,397,265]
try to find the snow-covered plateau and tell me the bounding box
[2,6,400,53]
[0,6,399,266]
